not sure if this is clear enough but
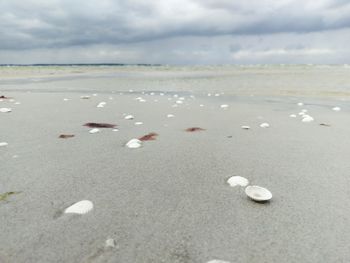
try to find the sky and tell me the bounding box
[1,0,350,64]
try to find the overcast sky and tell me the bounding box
[1,0,350,64]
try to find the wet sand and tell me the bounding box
[1,66,350,262]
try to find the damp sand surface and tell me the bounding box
[1,66,350,262]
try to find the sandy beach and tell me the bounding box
[1,65,350,263]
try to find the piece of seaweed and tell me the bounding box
[185,127,205,132]
[83,123,116,128]
[0,191,21,202]
[59,134,75,139]
[139,132,158,141]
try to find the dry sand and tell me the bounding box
[1,66,350,262]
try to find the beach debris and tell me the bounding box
[320,123,331,127]
[93,93,98,96]
[176,100,183,104]
[83,123,116,128]
[64,200,93,215]
[89,128,100,134]
[332,107,341,111]
[105,238,116,248]
[0,142,8,147]
[80,95,90,99]
[207,260,231,263]
[297,102,304,106]
[59,134,75,139]
[241,126,250,130]
[126,139,142,149]
[199,104,204,107]
[134,122,143,125]
[0,192,20,201]
[185,127,205,132]
[112,129,119,132]
[167,114,175,118]
[97,102,106,108]
[245,186,272,202]
[227,176,249,187]
[0,108,12,113]
[14,102,21,105]
[124,115,134,120]
[289,114,297,118]
[139,132,158,141]
[301,115,314,122]
[220,104,229,109]
[259,123,270,128]
[0,95,10,99]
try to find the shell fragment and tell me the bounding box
[245,186,272,202]
[64,200,93,214]
[227,176,249,187]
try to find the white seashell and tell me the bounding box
[92,93,98,96]
[302,116,314,122]
[227,176,249,187]
[126,139,142,149]
[105,238,116,248]
[297,102,304,106]
[0,142,8,147]
[301,109,308,113]
[289,114,297,118]
[97,102,106,108]
[179,97,185,100]
[124,115,134,120]
[215,93,220,97]
[241,126,250,129]
[64,200,93,214]
[332,107,341,111]
[220,104,229,108]
[112,129,119,132]
[167,114,175,118]
[207,93,212,97]
[0,108,12,113]
[298,112,305,116]
[199,104,204,107]
[134,122,143,125]
[160,93,164,96]
[260,123,270,128]
[14,102,21,105]
[80,95,90,99]
[173,94,179,98]
[245,186,272,202]
[150,92,155,96]
[89,128,100,134]
[63,98,70,101]
[176,100,183,104]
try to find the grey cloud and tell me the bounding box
[1,0,350,50]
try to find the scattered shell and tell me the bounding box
[289,114,297,118]
[220,104,229,108]
[0,95,10,99]
[80,96,90,99]
[227,176,249,187]
[301,109,308,113]
[59,134,75,139]
[14,102,21,105]
[84,123,116,128]
[97,102,106,108]
[0,142,8,147]
[64,200,93,214]
[176,100,183,104]
[332,107,341,111]
[302,116,314,122]
[134,122,143,125]
[167,114,175,118]
[0,108,12,113]
[63,98,70,101]
[320,123,331,127]
[241,126,250,130]
[105,238,116,248]
[126,139,142,149]
[185,127,205,132]
[89,128,100,134]
[139,132,158,141]
[124,115,134,120]
[199,104,204,107]
[260,123,270,128]
[245,186,272,202]
[112,129,119,132]
[297,102,304,106]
